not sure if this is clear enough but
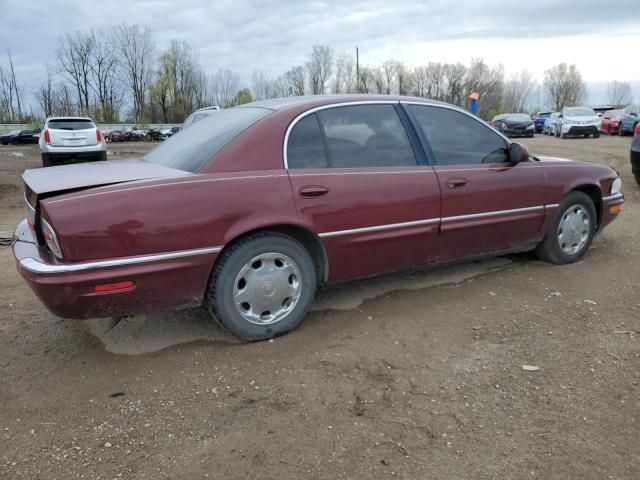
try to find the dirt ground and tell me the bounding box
[1,136,639,479]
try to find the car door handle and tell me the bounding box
[299,185,329,198]
[446,178,468,189]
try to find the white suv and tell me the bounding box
[39,117,107,167]
[556,107,601,139]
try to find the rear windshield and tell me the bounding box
[144,107,272,172]
[47,119,95,130]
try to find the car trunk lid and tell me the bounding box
[23,159,191,195]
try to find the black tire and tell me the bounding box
[618,124,625,136]
[206,232,317,341]
[593,131,600,138]
[561,132,567,139]
[96,151,107,161]
[635,175,640,186]
[41,153,52,168]
[535,191,597,265]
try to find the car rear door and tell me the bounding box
[405,103,548,260]
[286,102,441,282]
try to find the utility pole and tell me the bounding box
[356,46,360,94]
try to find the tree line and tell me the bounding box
[0,25,635,124]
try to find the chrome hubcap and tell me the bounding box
[557,205,591,255]
[233,253,302,325]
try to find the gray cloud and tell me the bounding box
[1,0,639,107]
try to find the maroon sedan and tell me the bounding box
[12,96,624,340]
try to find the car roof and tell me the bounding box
[238,94,451,114]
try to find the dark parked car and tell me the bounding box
[0,128,40,145]
[534,112,551,133]
[632,122,640,185]
[12,96,624,341]
[619,104,639,136]
[491,113,535,137]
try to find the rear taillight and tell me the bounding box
[635,123,640,135]
[43,129,50,145]
[96,129,102,142]
[40,218,63,259]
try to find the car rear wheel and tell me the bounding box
[206,232,317,341]
[593,131,600,138]
[535,191,596,264]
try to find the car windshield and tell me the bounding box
[48,119,95,130]
[565,108,595,117]
[506,114,531,121]
[144,106,272,173]
[537,112,550,118]
[550,113,560,119]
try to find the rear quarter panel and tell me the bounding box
[41,171,298,262]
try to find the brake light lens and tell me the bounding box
[635,123,640,135]
[40,218,63,259]
[96,129,102,142]
[43,129,50,145]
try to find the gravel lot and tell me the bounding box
[1,136,639,479]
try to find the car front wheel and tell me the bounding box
[535,191,596,264]
[206,232,317,341]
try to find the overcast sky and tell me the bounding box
[1,0,640,107]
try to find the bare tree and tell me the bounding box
[209,69,240,107]
[381,59,397,94]
[342,55,356,93]
[425,62,445,100]
[396,62,414,96]
[371,67,385,94]
[114,24,154,122]
[607,80,632,107]
[543,63,587,110]
[35,70,55,118]
[0,51,24,122]
[442,63,467,106]
[56,31,95,114]
[305,45,333,94]
[413,66,428,98]
[358,66,372,94]
[88,30,120,121]
[285,66,305,96]
[333,52,347,94]
[503,70,537,112]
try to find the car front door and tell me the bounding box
[405,103,548,260]
[286,103,441,282]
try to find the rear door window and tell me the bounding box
[316,104,416,168]
[287,114,327,169]
[47,119,95,130]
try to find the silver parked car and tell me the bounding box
[543,112,560,135]
[39,117,107,167]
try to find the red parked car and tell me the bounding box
[600,109,623,135]
[12,96,624,341]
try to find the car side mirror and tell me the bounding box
[509,143,529,164]
[631,112,638,117]
[558,114,563,118]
